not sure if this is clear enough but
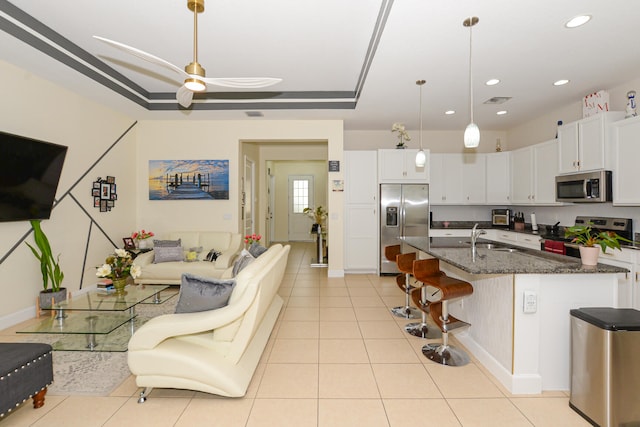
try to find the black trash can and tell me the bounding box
[570,307,640,427]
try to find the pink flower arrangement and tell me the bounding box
[244,234,262,245]
[131,229,154,240]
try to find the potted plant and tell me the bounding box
[564,223,632,266]
[303,206,328,229]
[131,229,155,249]
[96,248,142,294]
[391,122,411,149]
[25,219,66,308]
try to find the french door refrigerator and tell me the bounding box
[379,183,430,275]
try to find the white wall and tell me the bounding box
[0,61,137,325]
[345,129,509,152]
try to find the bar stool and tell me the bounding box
[391,252,420,319]
[420,274,473,366]
[405,258,443,339]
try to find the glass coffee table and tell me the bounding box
[18,285,174,352]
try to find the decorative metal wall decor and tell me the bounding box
[92,176,117,212]
[148,160,229,200]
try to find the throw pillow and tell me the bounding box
[232,249,255,277]
[248,242,268,258]
[153,238,181,247]
[185,246,203,262]
[205,249,221,262]
[153,246,184,263]
[175,274,236,313]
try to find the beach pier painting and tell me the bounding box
[149,160,229,200]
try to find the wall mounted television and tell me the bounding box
[0,130,68,222]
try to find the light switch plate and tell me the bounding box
[523,290,537,313]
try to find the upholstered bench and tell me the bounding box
[0,343,53,418]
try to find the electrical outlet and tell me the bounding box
[523,290,537,313]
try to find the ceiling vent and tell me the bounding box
[245,111,264,117]
[483,96,511,105]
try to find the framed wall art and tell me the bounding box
[148,159,229,200]
[92,176,118,211]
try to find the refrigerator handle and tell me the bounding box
[399,191,405,237]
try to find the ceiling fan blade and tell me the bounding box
[176,85,194,108]
[94,36,189,80]
[200,77,282,89]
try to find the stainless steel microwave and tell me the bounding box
[555,170,612,203]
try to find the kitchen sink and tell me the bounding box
[455,240,519,252]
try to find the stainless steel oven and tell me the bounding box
[555,170,612,203]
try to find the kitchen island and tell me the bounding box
[402,236,627,394]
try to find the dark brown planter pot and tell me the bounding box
[39,288,67,309]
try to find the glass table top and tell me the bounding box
[43,285,170,312]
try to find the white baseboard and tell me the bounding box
[455,330,542,395]
[328,269,344,278]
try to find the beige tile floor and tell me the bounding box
[1,242,591,427]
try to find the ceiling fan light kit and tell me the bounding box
[415,79,427,167]
[93,0,281,108]
[463,16,480,149]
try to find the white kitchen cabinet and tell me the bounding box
[511,140,561,205]
[557,112,624,174]
[345,151,378,272]
[430,153,485,205]
[378,149,429,183]
[634,252,640,311]
[598,248,636,308]
[486,152,511,204]
[612,115,640,205]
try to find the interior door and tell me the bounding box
[288,175,314,241]
[266,173,275,245]
[243,156,255,239]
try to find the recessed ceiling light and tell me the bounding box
[565,15,591,28]
[496,110,508,115]
[445,110,456,115]
[486,79,500,86]
[554,79,570,86]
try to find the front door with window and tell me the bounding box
[288,175,314,241]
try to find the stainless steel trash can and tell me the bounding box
[570,307,640,427]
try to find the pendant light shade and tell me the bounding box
[415,79,426,167]
[463,16,480,148]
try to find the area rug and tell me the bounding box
[17,291,179,396]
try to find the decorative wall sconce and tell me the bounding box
[91,176,117,212]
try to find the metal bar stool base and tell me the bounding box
[391,306,421,319]
[405,322,442,339]
[422,343,470,367]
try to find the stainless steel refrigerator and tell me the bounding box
[379,183,430,275]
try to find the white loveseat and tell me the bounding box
[127,243,290,399]
[133,231,243,285]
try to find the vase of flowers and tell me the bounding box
[391,122,411,149]
[96,249,142,294]
[244,233,262,246]
[131,229,155,249]
[303,206,328,229]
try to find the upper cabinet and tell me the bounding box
[378,149,430,183]
[430,153,485,205]
[510,139,561,205]
[486,152,511,204]
[557,112,624,174]
[346,150,377,204]
[612,116,640,205]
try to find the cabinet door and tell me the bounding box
[378,149,406,182]
[345,151,377,204]
[557,122,579,174]
[613,116,640,205]
[429,154,445,204]
[462,153,486,204]
[486,152,511,204]
[510,147,533,204]
[440,154,464,204]
[345,205,378,272]
[579,115,606,171]
[533,139,560,204]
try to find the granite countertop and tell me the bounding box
[401,236,628,275]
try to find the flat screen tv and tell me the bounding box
[0,130,68,222]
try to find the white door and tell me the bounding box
[243,157,255,239]
[288,175,314,241]
[266,174,275,245]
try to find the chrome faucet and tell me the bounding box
[471,223,487,256]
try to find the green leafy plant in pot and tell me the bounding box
[564,223,632,266]
[26,219,66,308]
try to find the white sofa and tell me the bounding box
[133,231,243,285]
[127,243,290,399]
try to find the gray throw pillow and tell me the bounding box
[248,242,268,258]
[153,239,181,247]
[232,250,255,277]
[153,246,184,263]
[175,274,236,313]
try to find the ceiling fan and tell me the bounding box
[94,0,281,108]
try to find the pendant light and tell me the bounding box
[463,16,480,148]
[415,79,427,167]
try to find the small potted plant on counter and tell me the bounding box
[564,223,632,266]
